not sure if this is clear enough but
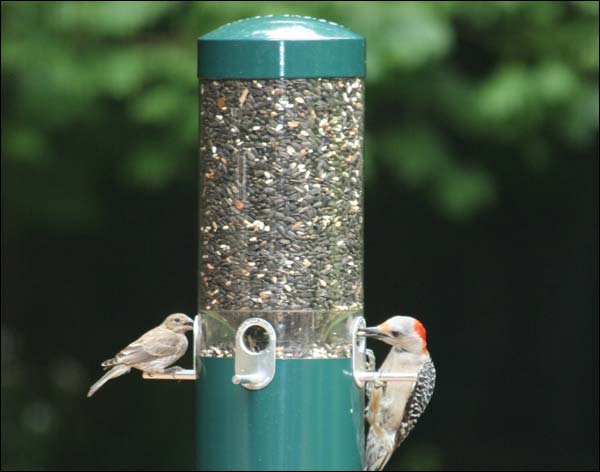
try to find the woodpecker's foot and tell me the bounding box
[365,378,384,399]
[372,379,386,390]
[365,349,376,372]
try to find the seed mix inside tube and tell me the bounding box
[199,78,364,358]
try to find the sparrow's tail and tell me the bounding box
[87,364,130,398]
[101,356,119,369]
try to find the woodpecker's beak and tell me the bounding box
[358,326,388,339]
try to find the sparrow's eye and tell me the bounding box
[174,318,181,323]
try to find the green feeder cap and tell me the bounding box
[197,15,365,79]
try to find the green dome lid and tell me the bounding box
[197,15,365,79]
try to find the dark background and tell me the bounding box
[2,2,598,470]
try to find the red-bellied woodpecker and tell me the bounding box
[359,316,436,471]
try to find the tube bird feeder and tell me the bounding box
[196,15,366,471]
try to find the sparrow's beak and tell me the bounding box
[184,319,194,329]
[357,326,388,339]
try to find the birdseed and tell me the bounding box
[198,77,363,358]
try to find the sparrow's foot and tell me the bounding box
[162,366,183,379]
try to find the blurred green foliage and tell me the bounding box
[2,1,597,232]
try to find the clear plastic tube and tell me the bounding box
[198,77,364,358]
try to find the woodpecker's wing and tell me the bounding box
[101,326,181,367]
[394,359,436,449]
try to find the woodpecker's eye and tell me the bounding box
[391,330,400,337]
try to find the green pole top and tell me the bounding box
[197,15,365,79]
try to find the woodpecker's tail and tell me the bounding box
[87,364,130,398]
[364,429,395,471]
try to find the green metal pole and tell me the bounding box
[196,16,366,471]
[197,358,363,470]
